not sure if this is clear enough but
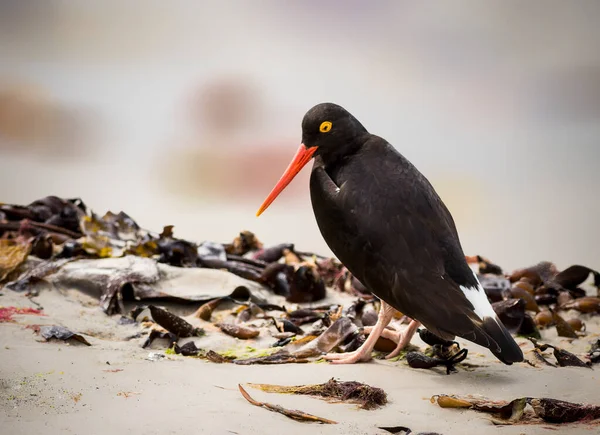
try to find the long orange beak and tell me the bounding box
[256,144,317,217]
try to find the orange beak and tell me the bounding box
[256,144,317,217]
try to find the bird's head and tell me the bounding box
[256,102,367,217]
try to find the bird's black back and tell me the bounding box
[309,135,521,362]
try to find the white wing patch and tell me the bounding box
[460,271,498,320]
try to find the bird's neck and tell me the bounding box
[319,133,370,168]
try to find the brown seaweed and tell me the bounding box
[561,297,600,314]
[238,384,336,424]
[553,265,600,292]
[509,261,559,286]
[5,258,74,292]
[0,238,32,282]
[528,338,591,368]
[224,231,263,256]
[193,297,224,321]
[287,265,326,303]
[551,311,578,339]
[534,310,553,328]
[406,349,468,375]
[252,243,294,263]
[142,329,178,348]
[509,286,540,312]
[530,398,600,423]
[233,351,308,365]
[247,378,387,410]
[172,341,201,356]
[216,322,259,339]
[148,305,204,338]
[491,299,526,332]
[432,394,600,424]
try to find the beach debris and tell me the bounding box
[509,285,540,312]
[551,311,578,338]
[142,329,178,349]
[491,299,526,332]
[205,350,232,363]
[528,338,591,368]
[534,310,553,328]
[377,427,414,435]
[433,393,600,424]
[530,398,600,423]
[0,306,43,322]
[237,384,337,424]
[431,394,528,424]
[406,349,468,374]
[566,317,585,332]
[378,427,443,435]
[292,317,359,358]
[117,391,140,398]
[38,325,91,346]
[587,339,600,364]
[0,239,32,282]
[146,352,165,361]
[273,318,304,335]
[148,305,204,338]
[252,243,293,263]
[172,341,201,356]
[194,297,224,321]
[233,350,308,365]
[225,231,263,256]
[3,195,599,369]
[216,322,259,339]
[247,378,387,410]
[561,297,600,314]
[516,313,540,338]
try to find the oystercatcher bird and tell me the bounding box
[256,103,523,365]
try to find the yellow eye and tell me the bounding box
[319,121,332,133]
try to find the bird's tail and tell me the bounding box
[480,316,524,364]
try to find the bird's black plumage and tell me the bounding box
[304,103,523,364]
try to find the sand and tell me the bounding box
[1,280,599,435]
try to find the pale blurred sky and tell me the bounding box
[0,1,599,271]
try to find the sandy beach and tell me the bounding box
[2,270,599,435]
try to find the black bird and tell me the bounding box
[256,103,524,365]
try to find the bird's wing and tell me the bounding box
[310,142,497,344]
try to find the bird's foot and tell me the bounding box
[323,348,374,364]
[363,319,421,359]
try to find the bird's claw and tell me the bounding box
[323,350,373,364]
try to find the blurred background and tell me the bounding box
[0,1,598,272]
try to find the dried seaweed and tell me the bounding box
[233,351,308,365]
[528,338,591,368]
[142,329,178,349]
[225,231,263,256]
[406,349,468,374]
[38,325,91,346]
[293,317,358,358]
[530,398,600,423]
[238,384,336,424]
[172,341,201,356]
[561,297,600,314]
[0,239,32,282]
[247,378,387,410]
[551,311,578,339]
[148,305,204,338]
[216,323,260,339]
[491,299,526,332]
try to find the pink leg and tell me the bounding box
[364,318,421,359]
[324,300,396,364]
